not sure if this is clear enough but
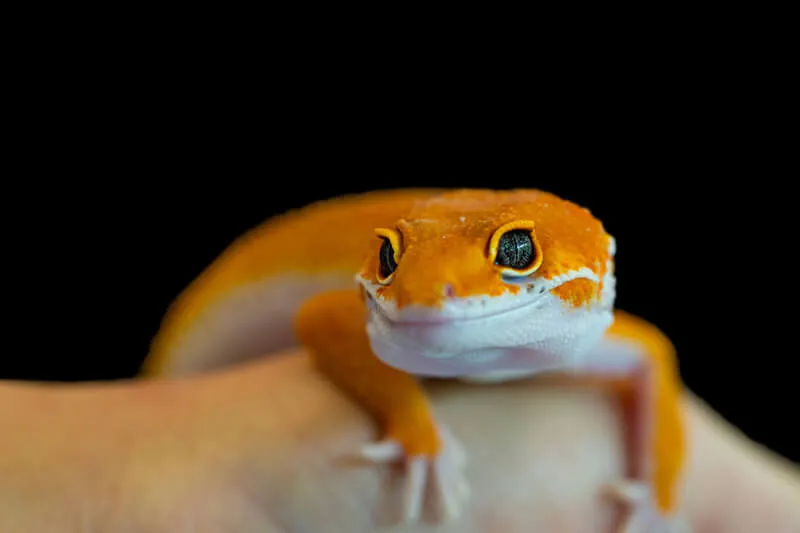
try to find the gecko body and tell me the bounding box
[143,188,686,532]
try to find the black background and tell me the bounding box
[1,68,795,466]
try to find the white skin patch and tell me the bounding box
[359,272,614,379]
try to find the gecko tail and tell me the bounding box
[141,273,355,377]
[139,189,444,377]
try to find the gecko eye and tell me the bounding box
[489,221,543,278]
[374,227,402,285]
[378,238,397,279]
[495,230,535,270]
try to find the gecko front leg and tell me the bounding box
[580,311,689,533]
[295,289,469,524]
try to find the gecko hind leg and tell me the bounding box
[360,422,469,523]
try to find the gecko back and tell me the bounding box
[141,189,440,376]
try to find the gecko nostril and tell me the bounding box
[443,284,455,298]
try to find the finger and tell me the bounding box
[178,351,800,533]
[682,393,800,533]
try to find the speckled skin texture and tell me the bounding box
[359,189,611,308]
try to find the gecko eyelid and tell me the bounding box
[488,220,543,278]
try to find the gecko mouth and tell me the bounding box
[363,289,547,327]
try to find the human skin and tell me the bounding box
[1,349,798,533]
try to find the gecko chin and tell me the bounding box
[361,282,615,380]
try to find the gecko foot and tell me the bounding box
[605,481,691,533]
[359,423,469,524]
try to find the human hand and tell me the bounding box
[1,349,798,532]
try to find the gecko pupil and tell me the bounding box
[496,230,534,270]
[379,238,397,278]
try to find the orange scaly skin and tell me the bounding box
[360,189,610,308]
[606,310,684,513]
[142,188,686,530]
[296,290,442,456]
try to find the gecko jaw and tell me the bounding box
[358,269,614,378]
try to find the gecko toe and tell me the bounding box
[403,457,427,523]
[359,440,403,463]
[604,480,691,533]
[358,423,469,525]
[432,425,470,522]
[605,480,649,504]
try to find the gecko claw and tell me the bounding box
[358,423,469,524]
[605,481,691,533]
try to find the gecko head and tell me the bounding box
[355,189,617,379]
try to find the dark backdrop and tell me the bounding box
[1,63,794,467]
